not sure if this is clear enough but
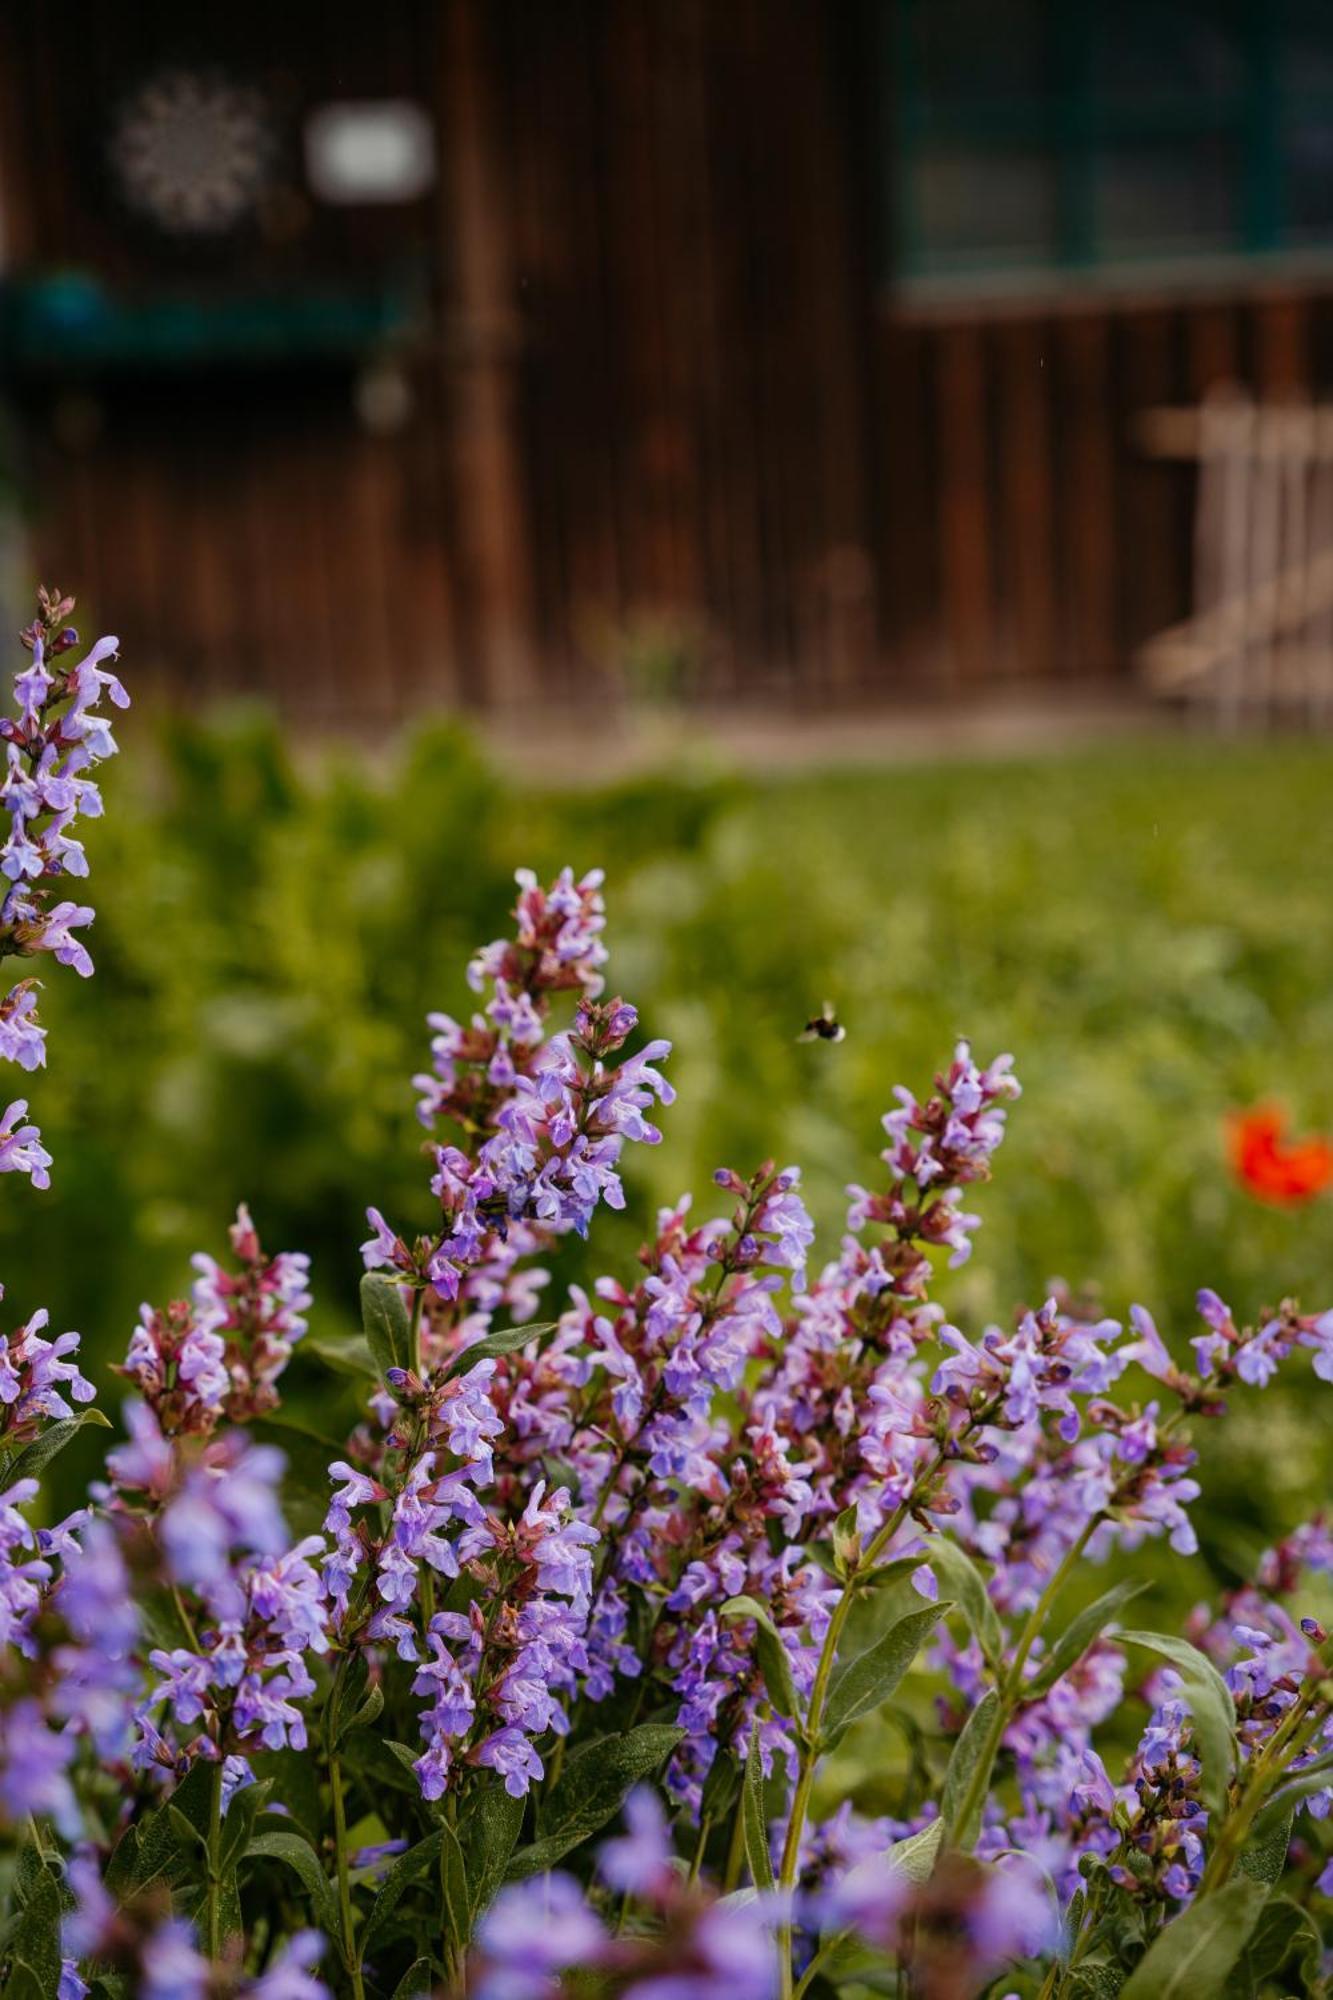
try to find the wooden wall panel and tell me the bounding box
[873,286,1333,689]
[18,0,1333,717]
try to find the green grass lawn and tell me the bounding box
[16,712,1333,1552]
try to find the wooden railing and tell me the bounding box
[1138,390,1333,726]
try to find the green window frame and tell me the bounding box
[884,0,1333,294]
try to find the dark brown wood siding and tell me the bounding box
[872,286,1333,690]
[6,1,1333,720]
[1,0,877,720]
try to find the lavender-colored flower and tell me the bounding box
[0,1695,77,1834]
[139,1920,210,2000]
[369,867,672,1306]
[0,980,45,1071]
[473,1873,609,2000]
[0,597,128,1177]
[0,1099,52,1189]
[247,1933,333,1999]
[0,1306,95,1442]
[598,1785,676,1898]
[191,1204,313,1417]
[158,1433,289,1617]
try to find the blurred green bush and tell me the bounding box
[13,709,1333,1553]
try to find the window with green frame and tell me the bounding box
[886,0,1333,289]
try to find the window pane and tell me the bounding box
[1090,0,1244,113]
[1096,136,1240,258]
[1283,121,1333,242]
[1278,0,1333,101]
[913,145,1059,271]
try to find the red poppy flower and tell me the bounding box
[1227,1105,1333,1205]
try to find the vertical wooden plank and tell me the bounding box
[936,322,993,684]
[792,0,877,700]
[1188,305,1240,398]
[877,317,941,685]
[679,0,738,696]
[702,0,770,691]
[1257,293,1309,395]
[998,319,1056,677]
[439,0,537,709]
[1120,308,1182,653]
[1060,313,1116,678]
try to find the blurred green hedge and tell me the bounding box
[14,710,1333,1550]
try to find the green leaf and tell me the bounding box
[219,1779,271,1874]
[383,1739,426,1787]
[507,1724,683,1879]
[1120,1876,1266,1999]
[392,1963,436,2000]
[742,1723,775,1891]
[252,1748,324,1847]
[361,1831,445,1964]
[167,1806,207,1861]
[303,1331,378,1381]
[832,1504,861,1577]
[721,1595,799,1718]
[1,1868,62,2000]
[1252,1764,1333,1834]
[1069,1965,1125,2000]
[325,1654,372,1752]
[1027,1582,1145,1696]
[857,1555,927,1593]
[699,1748,741,1825]
[883,1817,943,1885]
[926,1542,1005,1669]
[822,1600,948,1751]
[345,1683,385,1737]
[1237,1808,1292,1889]
[442,1321,556,1381]
[940,1688,1000,1849]
[459,1778,525,1924]
[361,1271,413,1381]
[440,1819,470,1957]
[245,1830,341,1944]
[1119,1631,1237,1818]
[1,1409,111,1487]
[1230,1892,1322,1995]
[105,1758,218,1903]
[165,1757,217,1845]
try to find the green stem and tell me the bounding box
[171,1581,202,1652]
[794,1930,852,2000]
[688,1812,713,1886]
[947,1518,1098,1855]
[774,1489,921,1999]
[330,1749,366,2000]
[205,1754,223,1965]
[722,1795,748,1894]
[1201,1665,1333,1893]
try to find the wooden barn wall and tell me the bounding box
[874,288,1333,688]
[8,0,1333,717]
[491,0,878,707]
[0,0,879,720]
[0,0,457,724]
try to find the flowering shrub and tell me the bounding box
[3,595,1333,1999]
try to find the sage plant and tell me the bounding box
[3,594,1333,1999]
